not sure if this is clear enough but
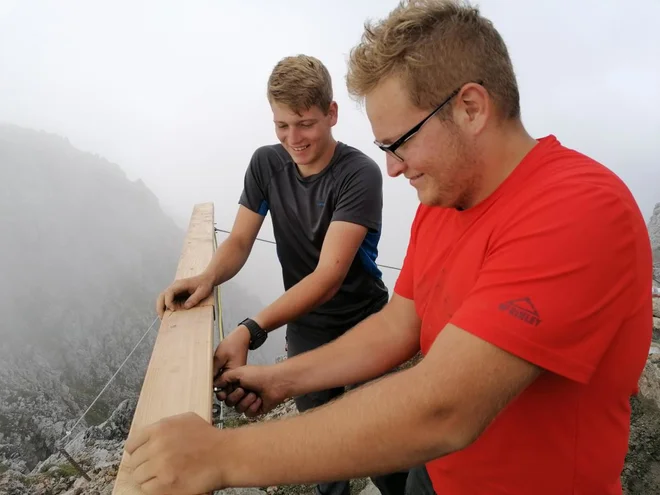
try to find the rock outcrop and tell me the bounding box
[622,353,660,495]
[622,206,660,493]
[0,399,135,495]
[648,202,660,284]
[0,397,368,495]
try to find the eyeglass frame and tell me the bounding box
[373,80,484,162]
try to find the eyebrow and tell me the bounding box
[274,119,318,126]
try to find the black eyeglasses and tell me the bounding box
[374,81,483,162]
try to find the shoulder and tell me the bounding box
[331,142,383,186]
[248,144,290,174]
[498,136,643,238]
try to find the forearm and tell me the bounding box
[220,362,461,488]
[275,308,419,397]
[253,270,341,332]
[204,237,251,286]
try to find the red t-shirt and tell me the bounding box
[395,135,653,494]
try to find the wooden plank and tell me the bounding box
[111,203,216,495]
[174,201,215,309]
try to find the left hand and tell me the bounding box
[125,412,225,494]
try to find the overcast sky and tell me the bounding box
[1,0,659,276]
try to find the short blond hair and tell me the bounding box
[346,0,520,120]
[267,55,333,115]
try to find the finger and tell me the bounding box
[245,398,263,418]
[156,293,165,319]
[131,459,156,486]
[214,366,237,389]
[127,442,150,473]
[246,397,263,418]
[139,476,163,495]
[225,387,246,407]
[235,392,258,414]
[125,428,150,456]
[184,284,207,309]
[214,380,235,401]
[164,286,176,312]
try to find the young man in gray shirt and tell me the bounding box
[156,54,414,495]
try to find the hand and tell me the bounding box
[125,412,225,494]
[215,364,289,418]
[156,273,214,319]
[212,325,252,402]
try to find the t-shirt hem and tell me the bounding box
[449,313,595,384]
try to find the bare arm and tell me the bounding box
[204,205,264,286]
[218,293,421,402]
[126,323,540,492]
[251,220,371,332]
[219,324,541,488]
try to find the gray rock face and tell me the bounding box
[0,399,135,494]
[622,354,660,494]
[649,202,660,284]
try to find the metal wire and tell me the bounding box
[214,227,402,272]
[61,316,159,447]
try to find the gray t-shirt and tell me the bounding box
[238,141,389,331]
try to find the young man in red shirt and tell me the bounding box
[126,1,654,494]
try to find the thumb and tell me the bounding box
[215,367,241,390]
[184,284,209,309]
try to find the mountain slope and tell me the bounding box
[0,124,184,471]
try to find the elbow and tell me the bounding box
[322,279,343,304]
[411,368,489,458]
[314,269,345,304]
[435,404,495,457]
[415,408,485,461]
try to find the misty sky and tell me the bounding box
[1,0,659,277]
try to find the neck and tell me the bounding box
[466,120,537,208]
[296,137,338,177]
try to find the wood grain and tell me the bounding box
[112,202,216,495]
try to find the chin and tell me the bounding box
[417,188,440,207]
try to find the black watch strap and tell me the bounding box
[240,317,267,350]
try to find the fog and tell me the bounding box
[1,0,659,298]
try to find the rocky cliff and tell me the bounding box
[0,124,184,473]
[649,203,660,285]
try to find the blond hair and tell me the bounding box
[346,0,520,119]
[267,55,334,115]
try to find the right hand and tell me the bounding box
[156,274,214,319]
[214,363,288,418]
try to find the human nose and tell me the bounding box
[288,127,302,145]
[386,152,406,178]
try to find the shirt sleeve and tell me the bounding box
[450,184,638,384]
[238,147,271,216]
[331,161,383,232]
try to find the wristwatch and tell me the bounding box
[239,317,267,350]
